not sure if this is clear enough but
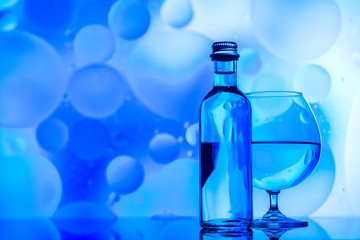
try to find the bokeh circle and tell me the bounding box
[190,0,249,39]
[68,64,127,118]
[0,155,62,217]
[0,31,67,128]
[294,64,332,103]
[126,30,213,121]
[36,118,68,152]
[149,133,180,164]
[74,24,115,62]
[161,0,193,28]
[185,123,199,146]
[250,0,341,61]
[106,155,145,194]
[108,0,151,40]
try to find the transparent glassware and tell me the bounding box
[201,228,253,240]
[246,91,321,228]
[256,228,292,240]
[200,42,252,231]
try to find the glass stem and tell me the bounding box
[268,190,280,211]
[262,190,286,221]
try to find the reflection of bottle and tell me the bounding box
[200,42,252,230]
[201,228,253,240]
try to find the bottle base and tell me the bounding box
[201,218,252,232]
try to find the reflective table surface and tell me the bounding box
[0,217,359,240]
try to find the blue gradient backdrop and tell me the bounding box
[0,0,359,229]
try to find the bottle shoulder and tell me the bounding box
[201,86,249,104]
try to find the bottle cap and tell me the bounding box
[210,41,239,61]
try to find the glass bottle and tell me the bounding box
[200,41,252,230]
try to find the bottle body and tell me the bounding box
[200,42,252,230]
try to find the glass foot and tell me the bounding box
[253,190,309,229]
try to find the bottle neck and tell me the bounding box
[213,60,237,87]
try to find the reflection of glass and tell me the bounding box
[253,218,332,240]
[256,228,291,240]
[246,91,321,228]
[201,228,253,240]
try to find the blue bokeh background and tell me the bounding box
[0,0,360,229]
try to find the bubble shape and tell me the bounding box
[69,119,110,160]
[149,133,180,164]
[185,123,199,146]
[238,48,262,75]
[0,155,62,217]
[0,219,61,240]
[253,140,335,217]
[161,0,193,28]
[23,0,74,33]
[126,30,213,121]
[0,0,18,10]
[106,155,145,194]
[345,94,360,215]
[108,0,150,40]
[36,118,68,152]
[294,64,332,103]
[250,0,341,61]
[336,0,360,14]
[74,24,115,62]
[68,64,126,118]
[53,201,117,235]
[190,0,249,39]
[0,31,67,128]
[156,158,199,215]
